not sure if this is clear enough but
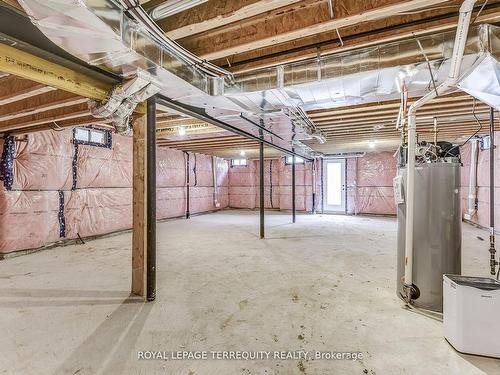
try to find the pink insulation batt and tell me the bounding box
[460,135,500,229]
[346,151,398,215]
[0,128,229,254]
[228,158,321,212]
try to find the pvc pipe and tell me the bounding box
[489,107,496,275]
[403,0,477,298]
[465,138,478,220]
[212,156,220,208]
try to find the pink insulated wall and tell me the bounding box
[460,135,500,229]
[227,153,397,215]
[0,128,229,254]
[228,158,322,212]
[346,151,398,215]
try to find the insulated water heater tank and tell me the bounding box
[396,159,462,312]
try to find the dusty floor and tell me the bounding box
[0,210,499,375]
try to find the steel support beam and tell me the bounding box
[146,96,157,302]
[156,94,312,161]
[259,141,265,239]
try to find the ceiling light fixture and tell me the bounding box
[240,150,246,157]
[150,0,209,20]
[178,126,186,136]
[368,140,376,149]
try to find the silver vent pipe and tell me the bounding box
[403,0,477,303]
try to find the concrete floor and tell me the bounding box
[0,211,499,375]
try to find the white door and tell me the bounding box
[323,159,346,213]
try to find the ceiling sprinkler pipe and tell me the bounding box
[403,0,477,304]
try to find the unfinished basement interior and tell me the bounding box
[2,0,500,374]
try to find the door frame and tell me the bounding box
[322,158,347,213]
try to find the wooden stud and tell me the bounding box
[132,114,147,298]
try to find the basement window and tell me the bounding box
[73,127,112,148]
[480,135,491,151]
[285,156,305,165]
[231,158,247,167]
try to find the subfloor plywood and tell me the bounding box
[0,211,499,375]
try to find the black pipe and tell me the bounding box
[259,141,265,239]
[312,160,316,214]
[292,154,296,223]
[489,107,497,276]
[146,96,156,302]
[321,158,324,214]
[269,160,273,209]
[184,151,191,219]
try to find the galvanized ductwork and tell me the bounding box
[17,0,500,156]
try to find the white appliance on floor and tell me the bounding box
[443,274,500,358]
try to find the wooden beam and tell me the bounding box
[180,0,448,61]
[132,114,147,298]
[8,117,113,135]
[0,90,87,122]
[220,3,500,72]
[0,75,56,105]
[151,0,303,40]
[0,103,90,132]
[0,43,110,101]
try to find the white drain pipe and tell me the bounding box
[465,138,479,220]
[403,0,477,301]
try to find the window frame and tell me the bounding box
[231,158,248,167]
[285,155,305,165]
[72,126,112,149]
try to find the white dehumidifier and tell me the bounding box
[443,274,500,358]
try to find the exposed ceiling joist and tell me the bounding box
[0,90,87,122]
[0,75,55,105]
[218,3,500,73]
[152,0,303,40]
[180,0,449,61]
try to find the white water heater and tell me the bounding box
[443,274,500,358]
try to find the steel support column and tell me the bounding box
[292,154,296,223]
[259,141,265,238]
[146,96,157,302]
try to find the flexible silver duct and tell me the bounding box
[90,69,162,133]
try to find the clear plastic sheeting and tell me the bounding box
[346,152,397,215]
[225,26,487,111]
[458,24,500,110]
